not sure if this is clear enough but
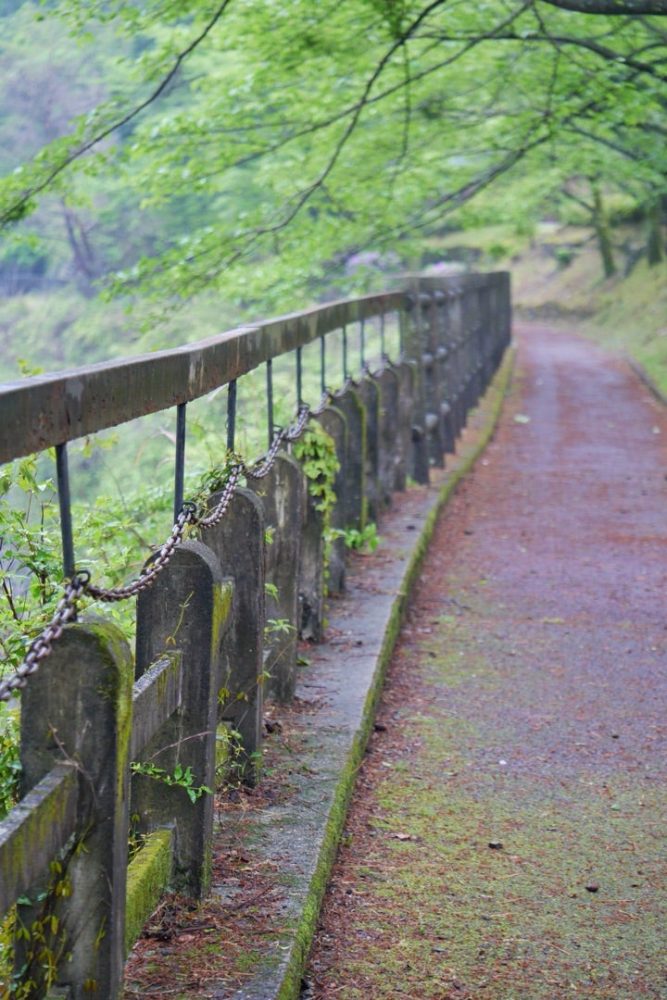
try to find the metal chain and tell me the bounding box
[197,462,244,528]
[86,504,199,603]
[0,365,393,702]
[0,575,88,702]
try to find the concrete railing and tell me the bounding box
[0,271,510,997]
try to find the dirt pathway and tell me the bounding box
[303,324,667,1000]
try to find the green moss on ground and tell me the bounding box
[312,597,665,999]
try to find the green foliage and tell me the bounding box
[215,724,261,791]
[265,617,295,637]
[555,246,575,269]
[0,455,65,679]
[336,521,380,554]
[130,761,212,804]
[0,0,663,319]
[292,421,339,521]
[292,418,340,573]
[0,706,21,818]
[9,858,72,998]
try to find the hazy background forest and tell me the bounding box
[0,0,665,379]
[0,0,665,692]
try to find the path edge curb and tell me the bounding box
[276,343,517,1000]
[626,355,667,408]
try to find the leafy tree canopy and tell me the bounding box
[0,0,665,310]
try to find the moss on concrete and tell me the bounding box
[125,828,173,956]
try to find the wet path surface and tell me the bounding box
[304,325,667,999]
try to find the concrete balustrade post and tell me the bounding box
[248,452,304,704]
[449,288,465,440]
[376,367,401,505]
[333,385,366,532]
[315,406,348,596]
[200,488,265,783]
[395,360,416,490]
[402,292,429,485]
[432,291,455,456]
[421,294,445,468]
[439,292,456,454]
[18,620,133,999]
[356,375,381,521]
[135,540,231,895]
[298,477,326,643]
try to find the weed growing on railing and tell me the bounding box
[196,453,241,500]
[292,420,339,578]
[215,724,261,791]
[335,522,380,553]
[265,617,294,637]
[130,762,212,805]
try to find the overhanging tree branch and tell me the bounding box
[0,0,234,227]
[421,29,667,81]
[540,0,667,13]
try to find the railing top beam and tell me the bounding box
[0,290,404,464]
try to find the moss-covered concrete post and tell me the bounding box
[394,360,416,490]
[447,287,465,440]
[432,290,455,455]
[315,406,347,596]
[18,620,133,999]
[135,540,229,896]
[376,367,401,506]
[298,471,326,643]
[460,284,476,419]
[422,293,445,468]
[468,279,484,410]
[440,290,457,452]
[248,453,304,704]
[333,385,366,532]
[479,281,493,389]
[402,292,429,485]
[356,376,381,521]
[200,488,265,780]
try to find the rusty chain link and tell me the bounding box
[0,392,345,702]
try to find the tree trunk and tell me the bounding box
[646,197,664,266]
[591,181,616,279]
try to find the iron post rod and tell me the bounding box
[173,402,187,523]
[55,443,75,579]
[296,346,303,406]
[320,335,326,395]
[342,325,348,381]
[360,319,365,369]
[380,312,386,358]
[266,359,274,449]
[227,379,237,452]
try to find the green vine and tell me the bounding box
[0,707,21,820]
[7,857,73,998]
[292,420,340,577]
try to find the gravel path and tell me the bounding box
[304,324,667,1000]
